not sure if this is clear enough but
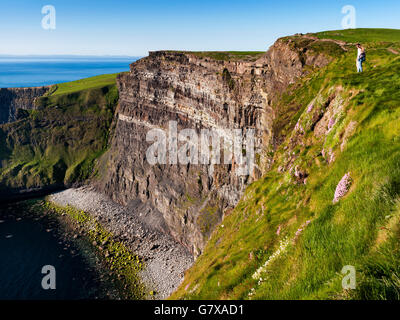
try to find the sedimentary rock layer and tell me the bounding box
[99,39,332,256]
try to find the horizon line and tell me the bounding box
[0,54,143,59]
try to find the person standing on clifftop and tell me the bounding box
[356,43,366,73]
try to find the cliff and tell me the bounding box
[98,39,337,256]
[0,86,50,124]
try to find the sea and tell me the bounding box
[0,56,138,88]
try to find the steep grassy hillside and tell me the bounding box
[0,74,119,194]
[171,29,400,300]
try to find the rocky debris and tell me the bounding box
[48,186,194,299]
[333,172,352,203]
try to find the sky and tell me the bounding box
[0,0,399,56]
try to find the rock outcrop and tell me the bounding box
[98,38,334,256]
[0,87,49,124]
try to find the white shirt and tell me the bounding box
[357,48,363,60]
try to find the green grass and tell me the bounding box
[51,73,119,96]
[313,28,400,44]
[171,29,400,300]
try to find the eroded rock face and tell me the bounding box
[0,87,49,124]
[98,39,332,256]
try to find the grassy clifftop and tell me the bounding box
[171,29,400,300]
[0,74,119,193]
[313,28,400,43]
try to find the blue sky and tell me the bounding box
[0,0,399,56]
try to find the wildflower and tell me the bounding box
[333,172,352,203]
[248,287,256,298]
[276,225,281,235]
[328,149,336,164]
[322,148,335,164]
[293,220,312,242]
[294,120,305,134]
[327,117,336,132]
[252,237,290,281]
[307,104,314,113]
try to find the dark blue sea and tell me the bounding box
[0,57,138,88]
[0,201,118,300]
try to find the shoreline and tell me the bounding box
[47,186,194,299]
[0,199,120,299]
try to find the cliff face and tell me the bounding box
[99,39,333,256]
[0,87,49,124]
[0,82,118,201]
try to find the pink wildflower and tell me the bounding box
[294,120,304,134]
[333,172,352,203]
[293,220,312,241]
[328,149,336,164]
[307,104,314,113]
[327,117,336,132]
[276,225,282,236]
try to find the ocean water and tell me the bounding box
[0,57,138,88]
[0,202,116,300]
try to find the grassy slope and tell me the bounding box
[0,74,119,191]
[313,28,400,43]
[51,73,119,96]
[171,29,400,300]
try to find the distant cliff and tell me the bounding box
[0,87,49,124]
[0,79,118,201]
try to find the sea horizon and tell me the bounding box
[0,56,140,88]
